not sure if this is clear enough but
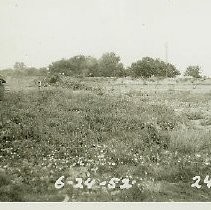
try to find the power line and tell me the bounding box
[165,42,169,78]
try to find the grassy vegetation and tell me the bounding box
[1,76,211,201]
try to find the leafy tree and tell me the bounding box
[184,65,202,78]
[98,52,125,77]
[49,55,99,77]
[130,57,180,78]
[130,57,156,78]
[49,53,125,77]
[49,59,73,76]
[84,56,99,77]
[166,64,180,77]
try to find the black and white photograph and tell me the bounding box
[1,0,211,204]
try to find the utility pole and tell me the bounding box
[165,42,169,78]
[165,42,169,63]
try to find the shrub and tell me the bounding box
[49,74,60,84]
[184,65,202,78]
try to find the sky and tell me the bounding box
[0,0,211,75]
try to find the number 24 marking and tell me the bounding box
[191,176,211,188]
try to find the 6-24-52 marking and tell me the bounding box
[55,176,137,190]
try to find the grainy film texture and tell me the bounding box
[0,0,211,202]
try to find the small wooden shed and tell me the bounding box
[0,77,6,101]
[0,78,6,84]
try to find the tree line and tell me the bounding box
[48,52,203,78]
[48,52,181,78]
[1,52,203,78]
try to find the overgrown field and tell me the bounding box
[1,76,211,201]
